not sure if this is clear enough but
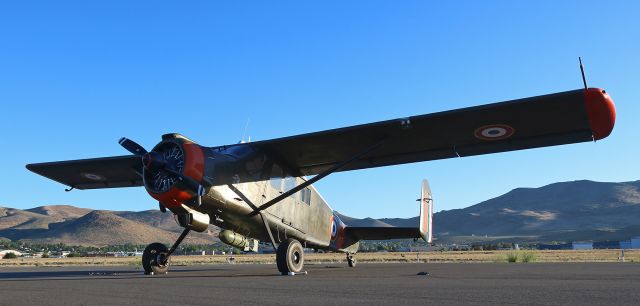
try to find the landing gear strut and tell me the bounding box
[276,238,305,275]
[142,228,191,275]
[347,253,356,268]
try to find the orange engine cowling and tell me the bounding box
[143,137,205,210]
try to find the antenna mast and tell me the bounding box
[579,57,588,90]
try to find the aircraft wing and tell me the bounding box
[26,155,143,190]
[344,227,422,241]
[249,88,615,176]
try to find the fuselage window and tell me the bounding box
[301,188,311,205]
[270,164,283,191]
[284,176,296,194]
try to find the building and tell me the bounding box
[537,243,572,250]
[594,240,622,249]
[537,242,593,250]
[572,242,593,250]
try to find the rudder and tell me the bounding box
[419,179,433,243]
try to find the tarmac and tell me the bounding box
[1,262,639,305]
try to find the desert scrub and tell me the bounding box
[2,252,18,259]
[520,251,537,263]
[506,251,519,262]
[504,250,537,263]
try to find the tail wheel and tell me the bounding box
[142,242,170,275]
[347,255,357,268]
[276,238,304,274]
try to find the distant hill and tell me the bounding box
[15,210,210,246]
[0,207,59,230]
[433,180,640,242]
[26,205,91,222]
[341,180,640,243]
[0,206,217,246]
[335,212,393,227]
[113,210,184,232]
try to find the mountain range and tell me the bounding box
[340,180,640,243]
[0,205,216,246]
[2,180,640,246]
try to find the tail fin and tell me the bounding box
[419,179,434,243]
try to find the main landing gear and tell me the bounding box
[276,238,305,275]
[142,228,191,275]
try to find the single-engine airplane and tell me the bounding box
[27,86,615,275]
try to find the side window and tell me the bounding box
[301,188,311,205]
[270,164,283,191]
[283,176,296,194]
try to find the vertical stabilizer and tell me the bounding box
[419,179,433,243]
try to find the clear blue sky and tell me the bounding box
[1,1,638,218]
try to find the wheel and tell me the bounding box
[347,256,357,268]
[275,238,304,274]
[276,242,287,272]
[142,242,170,275]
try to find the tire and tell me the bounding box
[347,257,357,268]
[276,242,287,273]
[142,242,170,275]
[276,238,304,274]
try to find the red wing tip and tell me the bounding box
[584,88,616,140]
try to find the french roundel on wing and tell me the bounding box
[474,124,515,141]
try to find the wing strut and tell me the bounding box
[248,140,385,217]
[227,184,279,251]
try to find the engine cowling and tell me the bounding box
[143,135,205,210]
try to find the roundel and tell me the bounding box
[81,173,105,181]
[330,217,337,240]
[474,124,515,141]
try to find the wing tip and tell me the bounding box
[584,88,616,140]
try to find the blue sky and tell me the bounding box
[1,1,638,218]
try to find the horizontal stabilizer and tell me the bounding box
[344,227,421,241]
[343,178,434,243]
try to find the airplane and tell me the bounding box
[26,86,615,275]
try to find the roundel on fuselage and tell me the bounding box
[330,218,337,240]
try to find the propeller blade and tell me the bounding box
[164,168,206,196]
[118,137,148,156]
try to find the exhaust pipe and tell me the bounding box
[177,204,210,232]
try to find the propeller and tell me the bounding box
[119,137,205,207]
[118,137,148,156]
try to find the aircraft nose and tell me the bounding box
[584,88,616,140]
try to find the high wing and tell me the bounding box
[26,155,143,190]
[249,88,615,176]
[26,88,615,190]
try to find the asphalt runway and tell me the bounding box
[1,262,638,305]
